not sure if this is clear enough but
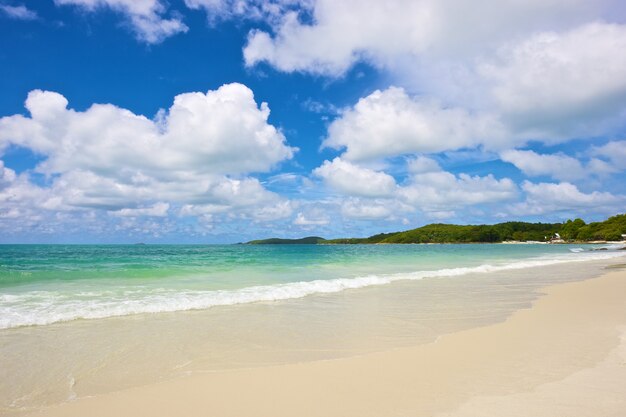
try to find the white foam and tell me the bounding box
[0,251,623,330]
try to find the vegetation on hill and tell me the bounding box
[566,214,626,241]
[325,222,563,244]
[247,214,626,244]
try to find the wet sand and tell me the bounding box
[27,268,626,417]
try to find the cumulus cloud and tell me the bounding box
[510,180,624,216]
[243,2,626,151]
[590,140,626,171]
[522,181,618,206]
[241,0,625,226]
[323,87,505,161]
[0,84,294,180]
[293,211,328,226]
[109,202,170,217]
[0,84,296,237]
[339,199,396,220]
[0,4,38,20]
[324,50,626,161]
[3,1,625,237]
[0,160,16,188]
[480,22,626,139]
[249,200,294,221]
[500,149,586,181]
[407,156,442,174]
[310,155,518,221]
[328,168,519,221]
[313,157,397,197]
[0,168,61,233]
[243,0,613,75]
[400,171,518,212]
[501,142,626,181]
[55,0,188,43]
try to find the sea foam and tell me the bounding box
[0,250,623,330]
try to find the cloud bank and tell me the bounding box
[0,84,297,238]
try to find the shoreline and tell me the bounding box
[3,249,621,331]
[25,266,626,417]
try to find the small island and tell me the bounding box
[247,236,326,244]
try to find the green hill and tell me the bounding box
[326,221,563,244]
[247,214,626,244]
[569,214,626,241]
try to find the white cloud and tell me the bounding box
[339,199,400,220]
[0,169,60,231]
[0,160,16,188]
[511,180,624,216]
[500,149,585,181]
[310,156,518,221]
[400,171,518,211]
[265,172,300,185]
[313,157,397,197]
[110,202,170,217]
[55,0,188,43]
[585,157,619,176]
[425,210,456,220]
[522,181,618,206]
[250,200,294,221]
[0,84,295,232]
[480,22,626,138]
[322,20,626,160]
[184,0,310,24]
[301,98,339,115]
[243,2,626,149]
[293,211,328,225]
[322,22,626,160]
[501,143,626,182]
[590,140,626,171]
[177,184,294,221]
[0,4,38,20]
[0,84,294,179]
[407,156,441,174]
[323,87,505,161]
[243,0,613,76]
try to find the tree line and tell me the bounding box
[248,214,626,244]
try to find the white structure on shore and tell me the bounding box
[550,232,565,244]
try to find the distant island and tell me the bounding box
[247,214,626,245]
[247,236,326,244]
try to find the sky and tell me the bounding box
[0,0,625,243]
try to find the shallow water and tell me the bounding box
[0,244,624,414]
[0,243,622,329]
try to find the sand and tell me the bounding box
[27,269,626,417]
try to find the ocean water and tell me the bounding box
[1,243,623,329]
[1,243,625,414]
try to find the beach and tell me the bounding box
[22,265,626,417]
[1,245,625,416]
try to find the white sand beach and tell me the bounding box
[26,267,626,417]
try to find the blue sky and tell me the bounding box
[0,0,625,243]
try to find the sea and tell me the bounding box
[1,243,625,414]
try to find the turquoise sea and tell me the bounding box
[1,243,623,329]
[1,243,625,414]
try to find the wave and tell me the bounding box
[1,251,624,330]
[570,244,626,253]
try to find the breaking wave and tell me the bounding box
[0,250,623,330]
